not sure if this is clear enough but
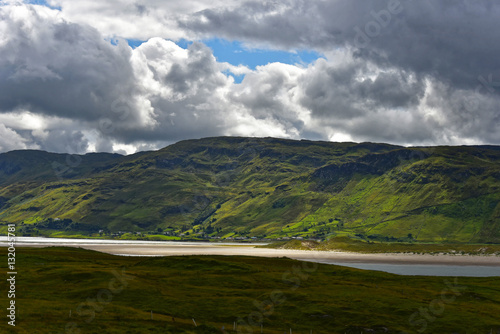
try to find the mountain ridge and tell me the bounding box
[0,136,499,243]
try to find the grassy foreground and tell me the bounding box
[1,247,500,334]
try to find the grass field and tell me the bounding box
[264,236,500,255]
[2,247,500,333]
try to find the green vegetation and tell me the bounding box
[1,137,500,243]
[264,236,500,255]
[3,247,500,333]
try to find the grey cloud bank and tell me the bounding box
[0,1,499,153]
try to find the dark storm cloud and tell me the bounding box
[353,71,425,109]
[176,0,500,145]
[419,81,500,144]
[181,0,500,90]
[298,58,425,118]
[0,5,136,122]
[179,0,346,48]
[34,130,90,154]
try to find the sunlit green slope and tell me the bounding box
[1,137,499,242]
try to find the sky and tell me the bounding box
[0,0,499,154]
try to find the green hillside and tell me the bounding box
[1,137,500,243]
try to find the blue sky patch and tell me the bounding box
[127,39,146,49]
[203,38,323,69]
[24,0,61,10]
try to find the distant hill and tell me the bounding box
[1,136,499,243]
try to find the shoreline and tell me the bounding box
[4,240,500,267]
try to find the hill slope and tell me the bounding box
[0,137,499,242]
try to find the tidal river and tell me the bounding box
[2,237,499,277]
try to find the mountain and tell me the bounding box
[1,136,499,243]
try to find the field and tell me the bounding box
[2,247,500,333]
[264,236,500,255]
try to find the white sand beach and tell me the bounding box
[4,237,500,267]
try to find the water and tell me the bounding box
[306,259,500,277]
[2,237,499,277]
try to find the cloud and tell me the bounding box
[48,0,241,41]
[0,3,306,154]
[181,1,500,87]
[0,124,33,151]
[124,39,302,143]
[0,111,92,153]
[0,1,499,154]
[35,0,500,91]
[0,4,137,122]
